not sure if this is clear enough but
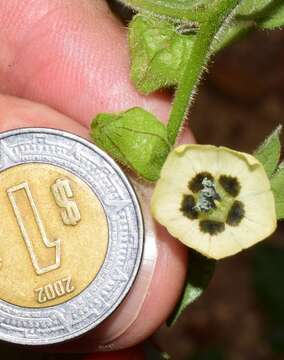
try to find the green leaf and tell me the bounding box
[117,0,211,22]
[259,1,284,29]
[237,0,272,17]
[236,0,284,29]
[271,163,284,220]
[90,107,170,182]
[129,15,195,95]
[167,250,216,326]
[254,125,282,178]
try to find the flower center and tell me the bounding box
[180,172,245,235]
[194,177,220,213]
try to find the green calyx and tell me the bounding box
[90,107,170,182]
[129,15,195,95]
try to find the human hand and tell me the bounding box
[0,0,194,355]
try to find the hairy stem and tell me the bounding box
[167,0,240,146]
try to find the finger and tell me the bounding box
[0,94,88,137]
[0,95,188,351]
[0,0,171,125]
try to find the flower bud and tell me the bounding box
[91,107,170,182]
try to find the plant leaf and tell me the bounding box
[271,163,284,220]
[167,250,216,326]
[259,1,284,29]
[91,107,170,182]
[235,0,284,29]
[129,15,195,95]
[236,0,272,17]
[254,125,282,178]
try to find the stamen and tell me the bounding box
[189,172,214,193]
[194,177,221,213]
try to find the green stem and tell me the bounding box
[167,0,240,146]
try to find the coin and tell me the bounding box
[0,128,144,345]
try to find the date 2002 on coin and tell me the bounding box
[0,128,143,345]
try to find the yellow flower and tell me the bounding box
[151,144,277,259]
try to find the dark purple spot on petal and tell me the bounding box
[180,194,199,220]
[199,220,225,235]
[219,175,241,198]
[226,200,245,226]
[189,172,214,193]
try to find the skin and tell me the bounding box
[0,0,194,356]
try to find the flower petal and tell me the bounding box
[151,188,183,222]
[208,228,243,259]
[159,146,197,193]
[166,217,211,258]
[209,191,276,259]
[242,191,277,238]
[180,144,220,175]
[218,147,270,196]
[151,144,277,259]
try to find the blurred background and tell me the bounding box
[0,1,283,359]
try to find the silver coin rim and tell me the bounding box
[0,127,144,346]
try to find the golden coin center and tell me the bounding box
[0,163,108,308]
